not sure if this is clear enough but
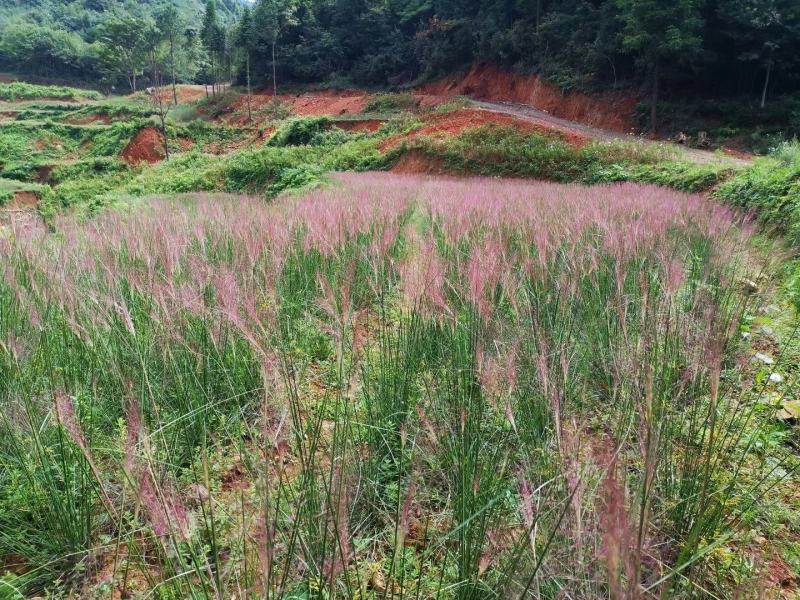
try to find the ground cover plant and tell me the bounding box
[1,173,796,598]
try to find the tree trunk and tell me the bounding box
[650,59,659,135]
[132,71,137,93]
[170,34,178,105]
[760,58,772,109]
[272,41,277,96]
[246,53,252,122]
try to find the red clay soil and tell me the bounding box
[380,107,588,152]
[121,128,166,165]
[12,191,38,207]
[280,91,368,116]
[421,64,638,133]
[37,165,53,184]
[174,85,208,104]
[391,150,447,175]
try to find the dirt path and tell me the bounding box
[469,99,751,166]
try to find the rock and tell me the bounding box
[769,372,784,384]
[754,352,775,365]
[776,400,800,421]
[741,331,752,340]
[760,325,775,337]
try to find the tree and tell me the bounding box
[155,3,182,104]
[616,0,705,132]
[148,49,171,160]
[254,0,298,95]
[201,0,226,96]
[235,6,256,121]
[97,17,154,92]
[718,0,800,108]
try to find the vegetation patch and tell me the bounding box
[0,82,102,102]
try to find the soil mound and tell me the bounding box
[422,64,638,133]
[121,128,166,165]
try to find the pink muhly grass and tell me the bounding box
[324,463,353,582]
[54,390,118,520]
[466,238,502,321]
[561,420,585,553]
[398,233,449,319]
[600,452,635,600]
[124,393,191,542]
[135,469,192,541]
[316,260,357,354]
[478,341,520,432]
[416,405,439,447]
[519,479,537,551]
[394,473,418,559]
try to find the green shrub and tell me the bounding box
[0,82,102,102]
[268,164,325,196]
[364,92,418,114]
[267,116,333,147]
[50,158,129,185]
[591,161,734,192]
[715,141,800,242]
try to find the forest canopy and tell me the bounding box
[1,0,799,108]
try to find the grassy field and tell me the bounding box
[1,173,798,598]
[0,82,799,599]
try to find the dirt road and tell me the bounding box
[469,99,751,166]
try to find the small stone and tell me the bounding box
[186,483,210,504]
[741,279,759,294]
[759,304,780,316]
[741,331,751,340]
[776,400,800,421]
[754,352,775,365]
[769,372,784,383]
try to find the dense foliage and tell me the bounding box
[2,0,800,118]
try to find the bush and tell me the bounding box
[363,93,419,114]
[715,141,800,242]
[0,82,102,102]
[266,116,333,147]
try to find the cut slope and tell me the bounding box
[422,64,638,133]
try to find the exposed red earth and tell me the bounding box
[121,127,166,164]
[421,63,639,133]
